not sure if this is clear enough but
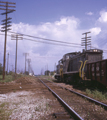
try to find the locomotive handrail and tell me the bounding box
[79,61,83,78]
[82,60,88,79]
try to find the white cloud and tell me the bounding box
[2,13,107,74]
[86,12,93,16]
[98,11,107,23]
[0,16,83,74]
[90,27,101,36]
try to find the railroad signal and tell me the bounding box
[81,31,91,51]
[0,1,16,80]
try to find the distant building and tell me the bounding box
[44,70,50,76]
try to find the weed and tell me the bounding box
[0,74,26,83]
[86,89,107,101]
[92,90,106,100]
[46,103,49,111]
[87,112,90,120]
[0,103,6,108]
[13,89,16,92]
[0,102,12,120]
[86,89,91,95]
[35,106,40,111]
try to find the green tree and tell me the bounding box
[0,63,3,75]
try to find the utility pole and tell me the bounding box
[54,63,56,73]
[7,52,9,74]
[0,1,16,80]
[23,53,29,74]
[47,64,48,75]
[11,34,23,74]
[27,59,31,74]
[11,64,14,72]
[81,31,91,51]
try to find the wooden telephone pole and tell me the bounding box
[11,34,23,74]
[0,1,16,80]
[23,53,29,74]
[7,52,9,74]
[27,59,31,74]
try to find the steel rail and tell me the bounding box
[64,87,107,110]
[45,79,107,110]
[38,78,83,120]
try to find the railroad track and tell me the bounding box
[38,77,107,120]
[38,77,83,120]
[44,78,107,110]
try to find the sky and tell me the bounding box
[0,0,107,74]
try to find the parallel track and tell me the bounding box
[38,77,107,119]
[45,79,107,110]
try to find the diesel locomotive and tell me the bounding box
[55,49,107,87]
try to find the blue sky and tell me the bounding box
[0,0,107,74]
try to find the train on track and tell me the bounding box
[55,49,107,87]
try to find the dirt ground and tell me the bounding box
[0,76,61,120]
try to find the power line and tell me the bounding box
[0,33,84,48]
[8,31,81,46]
[2,32,107,52]
[23,37,84,48]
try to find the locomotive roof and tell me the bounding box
[85,49,103,53]
[63,49,103,57]
[63,52,80,56]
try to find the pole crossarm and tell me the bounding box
[1,29,11,32]
[0,4,16,8]
[2,24,11,29]
[2,17,12,22]
[0,1,16,4]
[1,21,11,25]
[81,31,91,51]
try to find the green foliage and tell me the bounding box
[92,90,106,100]
[86,89,91,95]
[0,74,24,83]
[86,89,107,101]
[8,71,13,75]
[0,102,12,120]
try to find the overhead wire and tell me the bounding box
[8,31,82,46]
[0,33,84,48]
[1,31,107,52]
[23,37,84,48]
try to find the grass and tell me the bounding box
[0,74,26,83]
[86,89,107,101]
[0,102,12,120]
[40,75,54,82]
[35,102,50,112]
